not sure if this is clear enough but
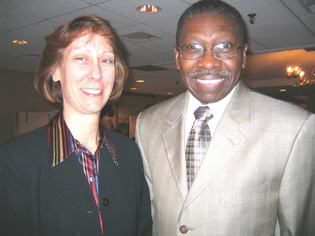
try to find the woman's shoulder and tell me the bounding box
[106,129,135,147]
[0,126,49,163]
[105,129,142,166]
[2,126,47,146]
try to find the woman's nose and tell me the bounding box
[89,61,102,80]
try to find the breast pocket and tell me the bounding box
[220,182,268,203]
[219,182,269,218]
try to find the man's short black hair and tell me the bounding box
[176,0,247,45]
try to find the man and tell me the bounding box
[136,0,315,235]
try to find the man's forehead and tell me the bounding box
[180,14,240,39]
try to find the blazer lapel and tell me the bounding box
[182,82,250,209]
[162,92,190,199]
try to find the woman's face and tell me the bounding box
[53,34,115,116]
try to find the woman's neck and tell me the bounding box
[63,109,100,154]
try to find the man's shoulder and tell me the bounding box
[249,89,312,118]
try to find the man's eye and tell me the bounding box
[187,44,199,49]
[184,44,202,51]
[217,43,233,49]
[216,43,235,53]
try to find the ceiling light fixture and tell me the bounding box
[137,4,161,13]
[11,39,29,45]
[136,80,145,83]
[286,64,315,88]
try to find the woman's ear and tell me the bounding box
[52,68,60,82]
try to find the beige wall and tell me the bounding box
[0,69,61,144]
[0,69,170,144]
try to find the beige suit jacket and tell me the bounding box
[136,81,315,236]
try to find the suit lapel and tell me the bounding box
[182,81,250,209]
[162,92,190,199]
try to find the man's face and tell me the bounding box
[174,13,248,104]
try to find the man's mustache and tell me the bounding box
[188,69,232,79]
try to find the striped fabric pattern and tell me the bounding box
[185,106,213,189]
[47,110,118,233]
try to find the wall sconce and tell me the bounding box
[286,65,315,88]
[248,13,256,24]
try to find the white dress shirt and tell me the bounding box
[185,87,236,146]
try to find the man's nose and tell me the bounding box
[196,49,222,69]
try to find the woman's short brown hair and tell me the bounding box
[34,15,129,103]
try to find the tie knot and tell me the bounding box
[194,106,213,121]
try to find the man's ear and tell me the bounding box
[52,68,60,82]
[241,44,249,69]
[174,45,180,70]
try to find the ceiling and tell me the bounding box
[1,0,315,107]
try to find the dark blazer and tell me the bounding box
[0,126,152,236]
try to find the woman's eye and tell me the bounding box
[101,59,113,63]
[75,57,86,61]
[100,52,115,64]
[100,56,115,65]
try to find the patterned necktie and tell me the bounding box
[185,106,213,189]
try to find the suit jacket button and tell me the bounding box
[102,198,109,206]
[179,225,189,234]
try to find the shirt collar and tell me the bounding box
[47,110,106,167]
[186,86,236,139]
[187,86,236,119]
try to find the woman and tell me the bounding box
[0,15,152,236]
